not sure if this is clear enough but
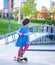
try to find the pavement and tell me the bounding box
[0,32,55,65]
[0,43,55,65]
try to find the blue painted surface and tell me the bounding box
[4,0,9,8]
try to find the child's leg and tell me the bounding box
[17,43,30,58]
[17,47,23,58]
[23,42,30,54]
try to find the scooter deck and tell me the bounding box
[14,56,28,62]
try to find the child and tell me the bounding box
[15,18,30,61]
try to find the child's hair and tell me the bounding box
[22,18,30,25]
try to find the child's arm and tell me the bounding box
[18,32,31,36]
[17,28,23,36]
[18,32,29,36]
[18,32,23,36]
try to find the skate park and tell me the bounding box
[0,0,55,65]
[0,25,55,65]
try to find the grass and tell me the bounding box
[0,19,38,35]
[0,18,47,35]
[0,19,21,35]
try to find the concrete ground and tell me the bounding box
[0,43,55,65]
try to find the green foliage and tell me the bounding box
[21,2,32,16]
[27,0,34,3]
[20,0,37,16]
[0,19,21,34]
[52,5,55,12]
[13,8,18,16]
[31,19,55,25]
[31,10,40,16]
